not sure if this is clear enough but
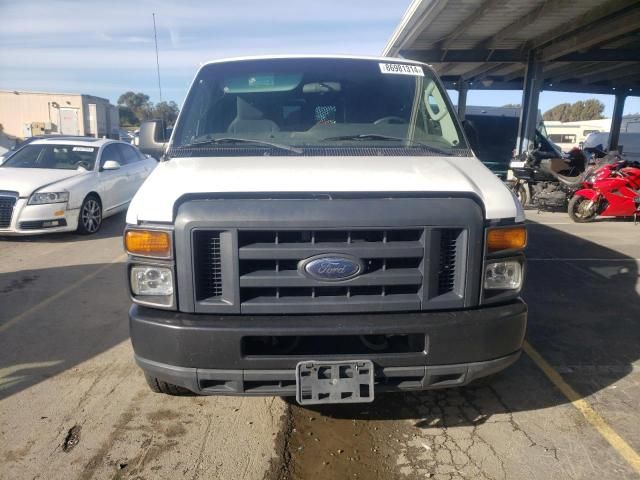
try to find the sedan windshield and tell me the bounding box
[1,144,98,170]
[171,58,468,156]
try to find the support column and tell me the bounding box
[608,93,626,152]
[517,51,543,154]
[457,80,468,120]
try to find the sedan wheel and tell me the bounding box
[77,196,102,234]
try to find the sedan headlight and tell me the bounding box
[131,266,174,296]
[29,191,69,205]
[484,260,523,290]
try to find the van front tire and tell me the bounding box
[144,373,192,395]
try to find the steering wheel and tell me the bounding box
[74,160,90,170]
[373,116,407,125]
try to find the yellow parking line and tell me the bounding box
[524,341,640,474]
[0,254,127,335]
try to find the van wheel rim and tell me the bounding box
[81,199,101,232]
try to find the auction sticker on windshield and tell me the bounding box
[379,63,424,76]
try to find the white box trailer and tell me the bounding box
[544,119,612,152]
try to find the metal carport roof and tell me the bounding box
[383,0,640,152]
[384,0,640,95]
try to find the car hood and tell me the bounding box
[0,168,84,197]
[126,155,522,224]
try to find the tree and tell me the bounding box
[152,101,180,124]
[117,91,153,122]
[117,92,181,127]
[543,99,605,122]
[118,106,139,127]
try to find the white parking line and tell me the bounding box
[528,258,640,262]
[0,254,126,334]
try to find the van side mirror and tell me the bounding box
[102,160,121,170]
[139,119,168,159]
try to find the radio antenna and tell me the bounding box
[152,13,163,103]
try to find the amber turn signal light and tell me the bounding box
[487,226,527,252]
[125,230,172,258]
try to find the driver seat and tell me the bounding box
[227,97,280,134]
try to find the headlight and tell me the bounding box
[484,260,523,290]
[29,191,69,205]
[131,266,174,296]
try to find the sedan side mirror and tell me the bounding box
[102,160,121,170]
[139,119,168,160]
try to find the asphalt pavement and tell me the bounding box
[1,210,638,480]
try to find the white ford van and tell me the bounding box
[126,55,527,405]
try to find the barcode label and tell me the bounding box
[379,63,424,76]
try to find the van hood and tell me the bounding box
[0,167,83,197]
[126,155,522,224]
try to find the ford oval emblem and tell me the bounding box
[300,255,363,282]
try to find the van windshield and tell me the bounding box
[171,58,469,157]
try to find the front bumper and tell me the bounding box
[130,300,527,395]
[0,198,78,235]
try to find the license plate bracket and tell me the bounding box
[296,360,375,405]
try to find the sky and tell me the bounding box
[1,0,638,117]
[0,0,413,104]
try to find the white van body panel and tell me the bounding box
[126,154,522,224]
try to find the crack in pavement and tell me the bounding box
[273,383,563,480]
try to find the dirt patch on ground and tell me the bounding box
[278,395,412,479]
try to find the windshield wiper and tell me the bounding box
[319,134,452,155]
[179,137,303,154]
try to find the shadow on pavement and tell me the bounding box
[0,211,126,243]
[300,220,639,421]
[1,219,638,423]
[0,261,130,400]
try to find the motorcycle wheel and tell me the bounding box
[568,195,597,223]
[513,183,529,207]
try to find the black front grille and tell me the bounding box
[0,193,18,229]
[237,228,425,313]
[181,196,481,314]
[191,226,468,314]
[193,231,223,300]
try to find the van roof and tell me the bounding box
[201,54,427,67]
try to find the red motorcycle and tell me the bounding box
[568,159,640,223]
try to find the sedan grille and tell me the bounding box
[0,192,18,229]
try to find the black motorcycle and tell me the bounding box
[509,147,587,210]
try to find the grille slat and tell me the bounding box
[0,193,18,229]
[241,293,422,315]
[240,268,422,288]
[239,241,424,260]
[193,231,223,300]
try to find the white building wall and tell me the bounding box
[0,90,86,138]
[0,90,119,140]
